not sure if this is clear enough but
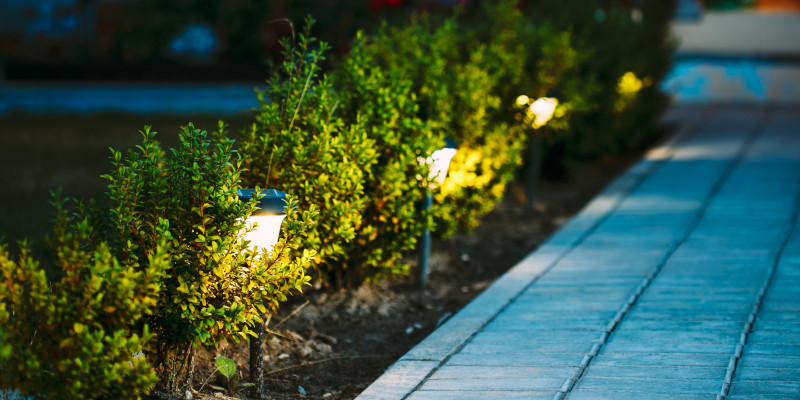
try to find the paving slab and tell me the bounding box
[457,342,595,355]
[744,344,800,356]
[727,395,800,400]
[592,364,727,380]
[624,311,751,321]
[430,366,577,380]
[601,340,737,355]
[356,107,800,400]
[419,378,564,391]
[445,353,585,367]
[613,319,744,332]
[483,319,607,332]
[749,330,800,344]
[568,391,708,400]
[729,381,800,396]
[573,377,721,394]
[735,367,800,382]
[738,355,800,370]
[407,391,554,400]
[467,331,600,344]
[590,352,733,367]
[753,321,800,332]
[608,330,741,344]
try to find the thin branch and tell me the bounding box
[266,50,322,183]
[270,299,310,330]
[196,366,221,393]
[264,355,386,376]
[266,18,295,51]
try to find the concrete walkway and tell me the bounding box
[357,105,800,400]
[665,9,800,104]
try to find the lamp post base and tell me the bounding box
[527,134,543,209]
[419,191,433,289]
[250,319,265,399]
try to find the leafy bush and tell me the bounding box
[524,0,676,160]
[332,32,441,285]
[240,18,376,286]
[0,193,169,400]
[362,16,481,235]
[361,1,577,235]
[81,123,316,393]
[444,0,581,226]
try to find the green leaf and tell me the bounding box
[215,356,236,380]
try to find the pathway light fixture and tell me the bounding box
[516,94,559,209]
[418,138,458,288]
[238,188,288,257]
[237,188,287,399]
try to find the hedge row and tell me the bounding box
[0,1,675,398]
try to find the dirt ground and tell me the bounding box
[190,152,643,400]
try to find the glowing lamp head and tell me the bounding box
[422,138,458,188]
[529,97,559,129]
[237,189,287,257]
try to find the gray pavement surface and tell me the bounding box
[672,11,800,56]
[356,105,800,400]
[665,9,800,104]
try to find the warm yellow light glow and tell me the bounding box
[615,72,650,112]
[516,95,530,106]
[618,71,644,95]
[529,97,559,129]
[242,214,286,257]
[631,8,643,24]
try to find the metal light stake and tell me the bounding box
[419,138,457,288]
[518,96,558,209]
[238,188,287,399]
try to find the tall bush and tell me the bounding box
[240,18,377,286]
[524,0,676,159]
[0,193,169,400]
[362,2,576,235]
[81,123,317,393]
[332,32,441,285]
[460,0,582,190]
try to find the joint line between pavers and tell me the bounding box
[559,107,769,399]
[398,115,702,400]
[717,136,800,399]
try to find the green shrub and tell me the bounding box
[332,32,441,285]
[363,16,482,236]
[463,0,583,188]
[362,2,575,235]
[525,0,675,160]
[81,123,316,393]
[0,193,169,400]
[240,18,376,286]
[445,0,582,225]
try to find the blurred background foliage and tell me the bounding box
[1,0,457,80]
[0,0,674,81]
[0,0,678,256]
